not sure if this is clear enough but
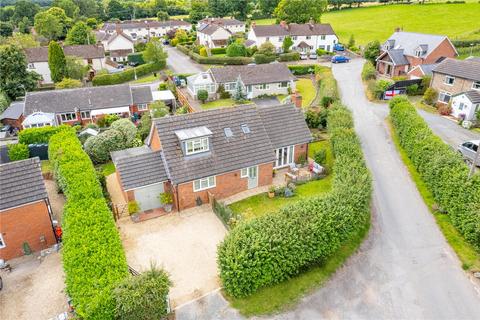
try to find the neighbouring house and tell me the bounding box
[407,63,438,79]
[186,63,296,100]
[431,58,480,105]
[25,45,107,84]
[375,31,458,78]
[197,24,232,48]
[101,20,192,41]
[96,30,135,62]
[19,84,152,128]
[247,21,338,53]
[0,157,57,260]
[113,103,312,212]
[0,101,24,130]
[451,91,480,121]
[198,18,245,34]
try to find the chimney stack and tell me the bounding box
[291,92,302,109]
[251,21,256,28]
[280,20,287,30]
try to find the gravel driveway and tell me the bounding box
[118,206,227,308]
[273,58,480,319]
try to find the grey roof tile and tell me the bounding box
[115,150,168,190]
[383,31,453,57]
[0,102,24,120]
[199,18,244,26]
[432,58,480,82]
[0,157,48,211]
[387,49,409,66]
[252,23,336,37]
[460,90,480,104]
[25,45,105,63]
[210,64,296,86]
[131,86,153,104]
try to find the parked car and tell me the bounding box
[457,140,479,166]
[334,43,345,51]
[309,52,318,60]
[331,55,350,63]
[300,52,308,60]
[128,61,139,67]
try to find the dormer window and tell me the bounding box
[185,137,209,155]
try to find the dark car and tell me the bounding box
[331,55,350,63]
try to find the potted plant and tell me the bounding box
[128,201,140,222]
[160,192,173,212]
[268,186,276,198]
[272,169,277,177]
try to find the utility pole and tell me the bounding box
[468,144,479,179]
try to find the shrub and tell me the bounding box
[363,40,381,64]
[176,44,253,65]
[55,77,82,89]
[7,143,29,161]
[158,82,168,90]
[278,52,300,61]
[406,84,419,96]
[226,43,247,57]
[113,266,171,320]
[92,62,166,86]
[315,65,339,102]
[423,87,438,105]
[137,112,152,140]
[361,61,376,81]
[253,53,276,64]
[18,125,72,144]
[199,47,208,57]
[128,201,140,214]
[84,129,125,163]
[438,104,452,115]
[389,96,480,251]
[373,79,393,99]
[110,119,137,148]
[305,108,328,129]
[314,149,326,165]
[48,130,128,319]
[217,84,231,99]
[288,65,315,75]
[217,103,371,298]
[210,47,226,55]
[197,89,208,103]
[127,52,145,65]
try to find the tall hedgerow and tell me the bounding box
[389,96,480,251]
[49,130,128,319]
[217,103,371,298]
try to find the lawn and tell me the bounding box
[318,4,480,45]
[201,99,254,110]
[97,161,116,176]
[41,160,52,174]
[229,141,333,220]
[389,120,480,272]
[296,78,316,108]
[131,74,161,84]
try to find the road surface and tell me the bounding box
[273,58,480,319]
[165,46,204,74]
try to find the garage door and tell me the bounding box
[134,182,165,212]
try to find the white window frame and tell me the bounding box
[279,81,288,88]
[320,35,326,40]
[28,63,35,69]
[292,36,297,40]
[438,91,452,104]
[60,112,77,122]
[80,111,91,119]
[193,176,216,192]
[472,81,480,90]
[306,36,311,40]
[444,76,455,86]
[185,137,209,155]
[137,104,148,111]
[240,168,248,178]
[0,233,5,249]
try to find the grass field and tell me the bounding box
[255,4,480,46]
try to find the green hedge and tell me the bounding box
[127,52,145,65]
[451,39,480,47]
[217,103,371,298]
[177,44,253,65]
[288,64,315,75]
[48,130,128,319]
[389,97,480,251]
[315,65,339,102]
[278,52,300,62]
[18,125,71,145]
[210,47,226,54]
[7,143,29,161]
[92,62,166,86]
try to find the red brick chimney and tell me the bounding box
[280,20,287,30]
[291,92,302,108]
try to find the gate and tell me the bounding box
[112,203,128,221]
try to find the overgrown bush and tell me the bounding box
[288,64,315,75]
[253,53,276,64]
[423,87,438,105]
[314,149,326,165]
[315,65,339,102]
[113,267,171,320]
[389,97,480,251]
[7,143,29,160]
[373,79,393,99]
[48,130,128,319]
[226,43,247,57]
[84,129,125,163]
[305,108,328,129]
[18,125,71,144]
[361,61,376,81]
[92,62,165,86]
[278,52,300,62]
[110,119,138,147]
[406,84,419,96]
[218,103,371,298]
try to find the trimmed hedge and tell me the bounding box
[18,125,71,144]
[389,97,480,251]
[315,65,339,103]
[92,62,165,86]
[218,103,371,298]
[127,52,145,65]
[177,44,253,65]
[7,143,29,161]
[288,64,315,75]
[278,52,300,62]
[210,47,227,55]
[49,130,128,319]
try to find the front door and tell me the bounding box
[247,166,258,189]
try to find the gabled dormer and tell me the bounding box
[175,126,213,157]
[384,39,395,50]
[414,44,428,57]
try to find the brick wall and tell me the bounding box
[149,126,162,151]
[176,162,273,210]
[294,143,308,162]
[0,200,56,260]
[431,72,474,103]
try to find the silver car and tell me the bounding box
[457,140,479,166]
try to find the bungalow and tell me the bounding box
[451,91,480,121]
[25,45,108,84]
[186,63,296,100]
[101,20,192,41]
[96,30,135,62]
[376,31,458,78]
[20,84,153,128]
[113,103,312,211]
[247,21,338,53]
[431,58,480,105]
[0,157,57,260]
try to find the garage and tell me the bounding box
[133,182,165,212]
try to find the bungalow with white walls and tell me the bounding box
[197,24,232,48]
[248,21,338,53]
[451,91,480,121]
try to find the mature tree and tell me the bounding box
[65,21,96,45]
[226,42,247,57]
[107,0,127,20]
[0,33,39,49]
[12,0,40,25]
[74,0,100,18]
[53,0,80,18]
[0,45,39,100]
[282,36,293,53]
[34,9,63,40]
[85,18,98,29]
[274,0,327,23]
[0,91,10,114]
[48,41,68,83]
[18,17,32,34]
[66,56,88,80]
[363,40,380,64]
[258,0,280,16]
[173,29,189,43]
[157,11,169,21]
[143,39,168,64]
[208,0,230,17]
[190,0,209,23]
[152,0,168,14]
[229,0,249,20]
[0,7,15,23]
[110,118,137,148]
[0,22,13,38]
[55,77,83,89]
